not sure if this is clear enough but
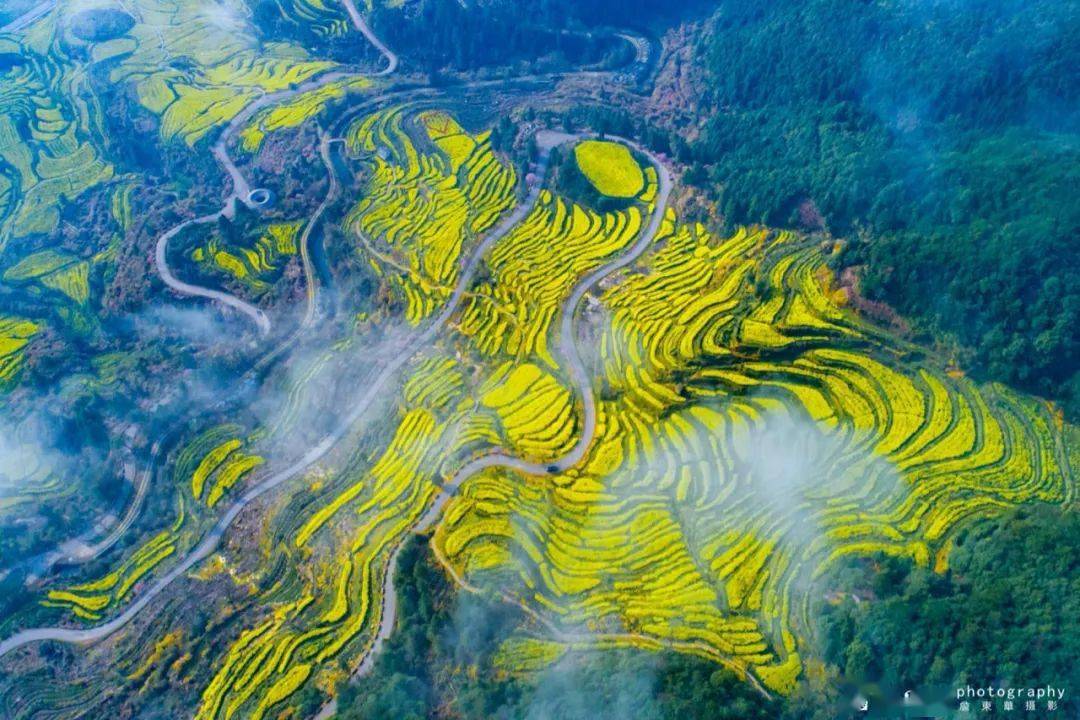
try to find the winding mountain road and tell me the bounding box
[362,133,672,662]
[154,207,273,335]
[0,125,670,668]
[0,5,680,707]
[297,130,339,328]
[154,68,361,337]
[153,5,646,337]
[153,0,397,336]
[12,6,652,578]
[312,134,672,718]
[340,0,399,76]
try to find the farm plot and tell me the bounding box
[71,0,341,146]
[0,426,70,516]
[0,35,113,242]
[574,139,646,198]
[458,190,642,365]
[43,525,181,621]
[345,107,517,324]
[194,404,453,720]
[434,216,1075,694]
[130,136,1075,711]
[0,0,352,244]
[239,77,371,153]
[0,315,39,390]
[258,0,352,39]
[190,221,302,296]
[42,424,265,622]
[4,249,90,303]
[42,128,1074,716]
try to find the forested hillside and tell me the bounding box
[368,0,682,71]
[684,0,1079,415]
[337,537,779,720]
[339,507,1080,719]
[368,0,1079,416]
[817,507,1080,716]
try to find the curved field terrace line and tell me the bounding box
[0,8,661,671]
[7,12,654,589]
[0,130,665,661]
[153,0,398,335]
[315,136,672,718]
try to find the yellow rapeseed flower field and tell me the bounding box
[574,139,646,198]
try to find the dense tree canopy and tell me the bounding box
[364,0,1080,416]
[686,0,1080,416]
[337,510,1079,719]
[818,507,1080,715]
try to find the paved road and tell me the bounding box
[416,133,673,481]
[154,0,649,335]
[13,0,413,584]
[616,31,650,66]
[0,1,400,659]
[311,135,673,719]
[155,0,398,334]
[341,0,399,76]
[0,129,670,690]
[156,69,363,336]
[0,127,571,660]
[0,0,53,34]
[154,207,273,335]
[297,131,339,328]
[0,7,671,698]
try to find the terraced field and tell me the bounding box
[0,414,70,516]
[0,33,113,242]
[0,6,1075,718]
[0,0,362,250]
[344,106,517,324]
[4,250,90,304]
[112,0,339,147]
[190,222,302,296]
[239,77,370,153]
[33,112,1060,717]
[0,315,39,389]
[41,423,265,623]
[434,217,1074,694]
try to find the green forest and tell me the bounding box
[818,506,1080,717]
[685,0,1079,417]
[0,1,1076,718]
